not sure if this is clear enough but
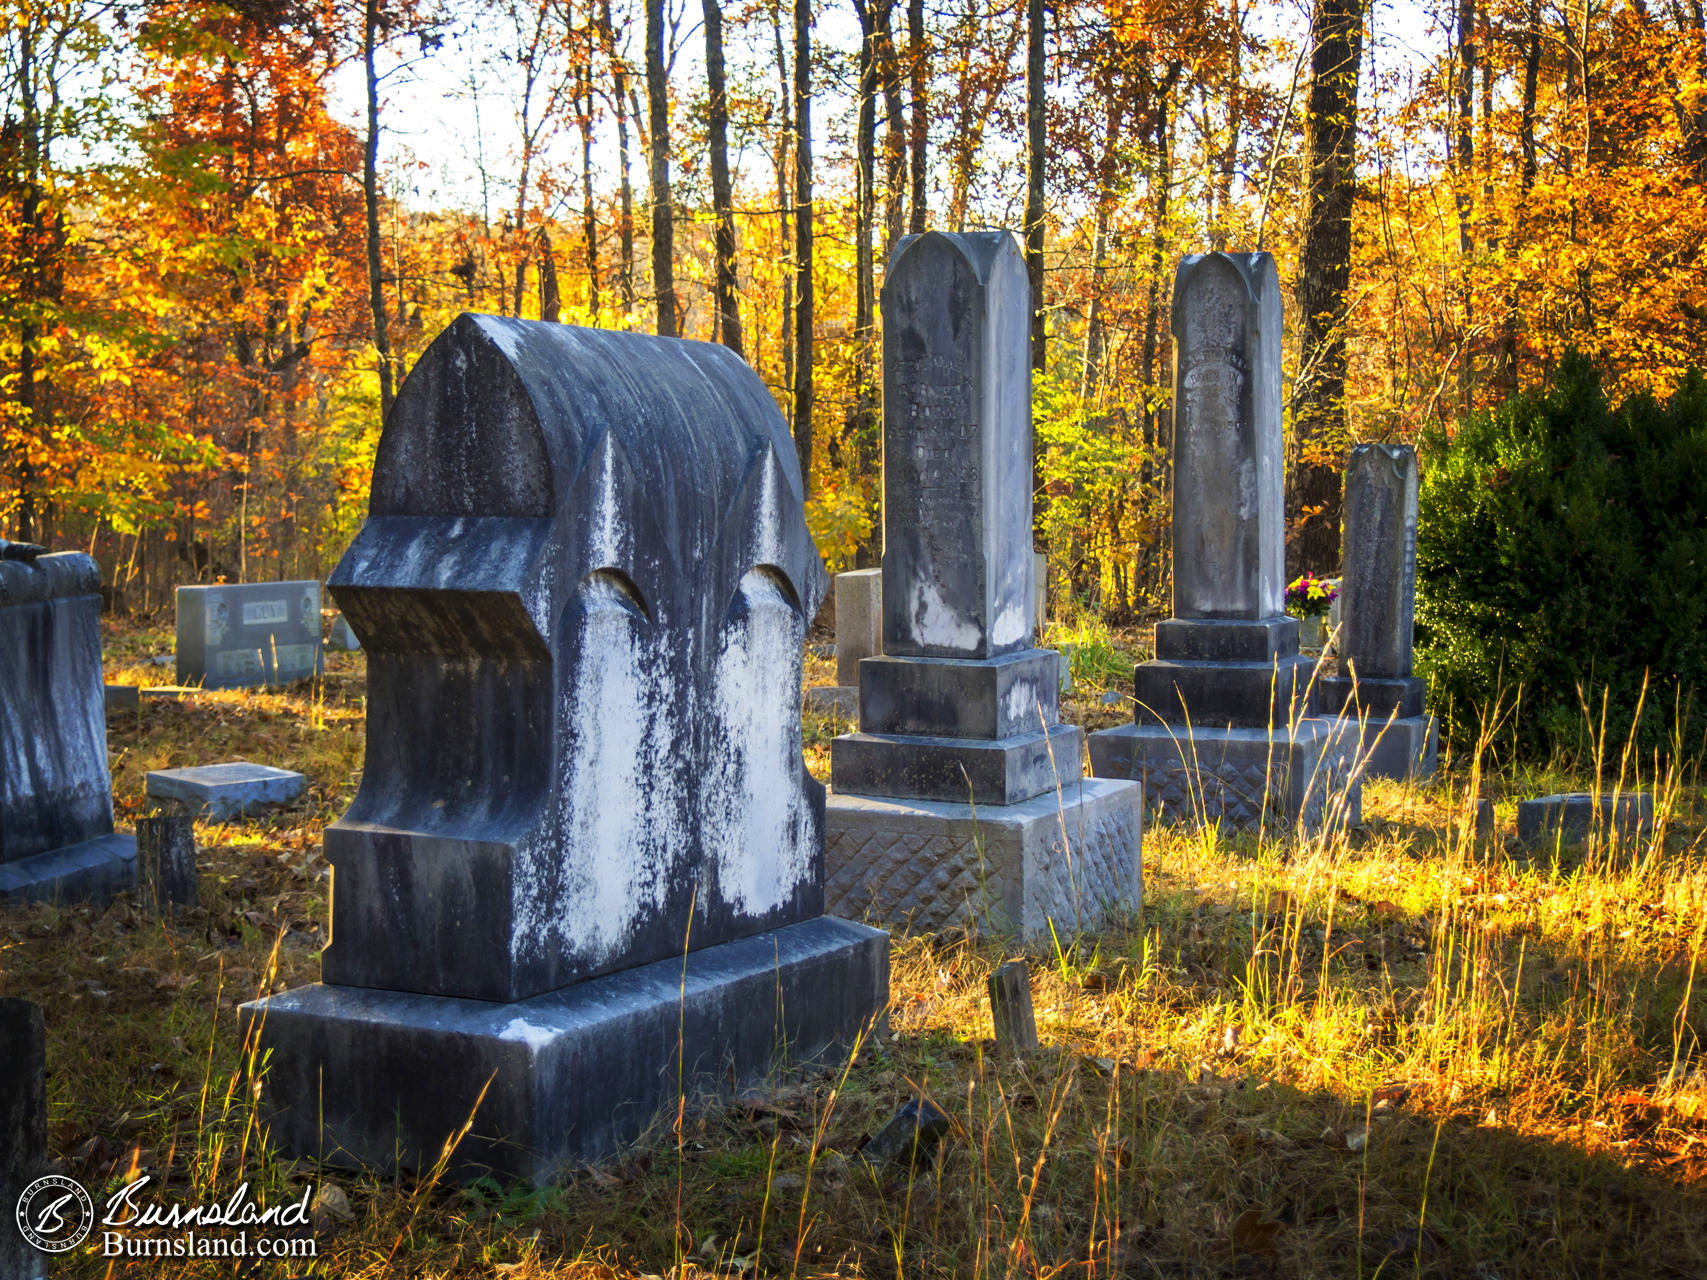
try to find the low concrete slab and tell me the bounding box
[146,762,307,821]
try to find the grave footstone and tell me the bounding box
[0,546,137,904]
[826,231,1142,937]
[0,998,46,1280]
[1086,253,1360,831]
[327,612,361,653]
[136,809,198,912]
[243,314,887,1183]
[834,569,882,688]
[1316,445,1437,780]
[104,683,140,713]
[146,762,307,821]
[1517,792,1653,847]
[175,581,323,689]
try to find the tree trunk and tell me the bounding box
[539,226,562,323]
[645,0,677,336]
[1081,92,1120,404]
[773,0,795,422]
[602,0,636,316]
[1289,0,1364,578]
[363,0,395,418]
[704,0,743,354]
[854,0,878,448]
[907,0,927,233]
[793,0,814,488]
[578,62,600,318]
[878,1,906,253]
[1023,0,1045,370]
[1213,0,1242,251]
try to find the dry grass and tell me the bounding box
[5,618,1707,1277]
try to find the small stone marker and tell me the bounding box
[146,762,307,821]
[136,809,198,912]
[804,685,858,720]
[826,231,1142,938]
[1518,792,1653,847]
[0,997,46,1280]
[175,580,324,689]
[104,683,140,713]
[1087,253,1359,831]
[1317,445,1436,780]
[862,1098,953,1171]
[1033,550,1047,633]
[834,569,882,688]
[327,612,361,653]
[1474,797,1495,842]
[0,547,137,904]
[987,960,1039,1055]
[245,314,886,1183]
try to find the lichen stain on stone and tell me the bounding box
[703,568,812,920]
[911,579,981,652]
[990,600,1028,649]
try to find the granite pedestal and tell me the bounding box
[827,777,1141,937]
[1,546,136,905]
[246,917,886,1183]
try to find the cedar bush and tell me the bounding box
[1415,353,1707,758]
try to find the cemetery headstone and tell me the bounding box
[0,546,137,903]
[146,762,307,821]
[988,960,1039,1055]
[104,683,140,713]
[1316,444,1437,779]
[826,231,1142,937]
[175,581,323,689]
[243,314,887,1183]
[0,998,47,1280]
[136,808,198,912]
[1087,253,1360,831]
[1518,792,1653,847]
[327,612,361,652]
[834,568,882,688]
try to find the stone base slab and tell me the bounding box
[242,916,889,1185]
[857,650,1060,739]
[1086,720,1360,833]
[145,762,307,821]
[825,777,1142,938]
[1328,712,1437,781]
[831,723,1083,806]
[803,685,858,720]
[0,832,136,906]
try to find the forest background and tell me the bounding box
[0,0,1702,620]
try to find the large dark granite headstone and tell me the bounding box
[1,998,46,1280]
[825,232,1142,937]
[175,581,323,689]
[1317,444,1436,780]
[1088,253,1360,831]
[0,550,136,903]
[245,315,886,1182]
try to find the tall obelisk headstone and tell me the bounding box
[1317,444,1437,779]
[826,231,1143,937]
[1087,253,1360,831]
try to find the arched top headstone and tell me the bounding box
[1170,251,1284,620]
[324,315,832,1002]
[879,230,1033,659]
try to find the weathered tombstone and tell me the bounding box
[0,545,137,904]
[834,568,882,688]
[1518,791,1653,848]
[1087,253,1360,831]
[175,581,323,689]
[146,762,306,821]
[1033,551,1047,634]
[327,612,361,653]
[136,808,198,912]
[826,231,1142,937]
[1316,445,1437,779]
[987,960,1039,1055]
[0,998,47,1280]
[243,315,887,1182]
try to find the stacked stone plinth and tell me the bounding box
[825,230,1142,938]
